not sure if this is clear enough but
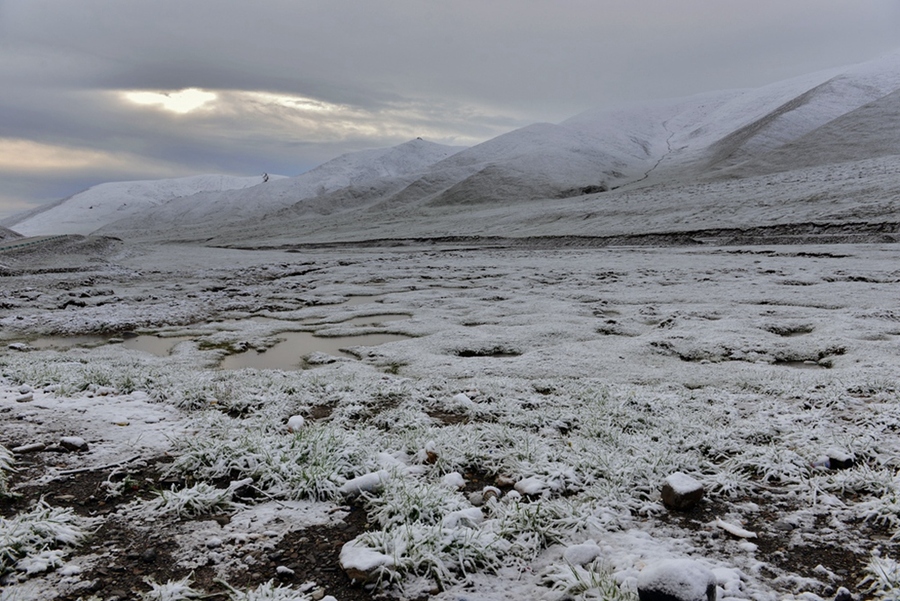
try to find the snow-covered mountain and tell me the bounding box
[95,138,466,241]
[5,174,274,236]
[13,49,900,245]
[0,226,22,241]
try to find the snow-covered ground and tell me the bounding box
[2,241,900,600]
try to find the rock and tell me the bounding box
[468,491,485,507]
[206,537,223,549]
[11,442,46,454]
[8,343,30,351]
[140,548,158,563]
[15,392,34,403]
[60,436,89,452]
[482,486,501,503]
[339,540,394,582]
[834,587,852,601]
[827,449,855,470]
[276,565,295,579]
[661,472,705,510]
[18,385,32,394]
[286,415,305,432]
[638,559,717,601]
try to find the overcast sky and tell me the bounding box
[1,1,899,219]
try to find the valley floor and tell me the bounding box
[1,241,900,600]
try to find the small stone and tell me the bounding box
[638,559,716,601]
[340,541,394,582]
[661,472,705,510]
[11,442,45,453]
[60,436,89,452]
[482,486,501,502]
[495,474,516,487]
[834,587,852,601]
[8,343,30,351]
[140,548,158,563]
[18,385,32,394]
[287,415,305,432]
[15,392,33,403]
[276,565,294,579]
[310,588,326,601]
[827,450,855,470]
[206,537,223,549]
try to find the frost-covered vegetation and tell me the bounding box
[2,242,900,599]
[0,501,90,579]
[0,444,13,496]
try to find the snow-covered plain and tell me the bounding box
[2,240,900,600]
[3,48,900,601]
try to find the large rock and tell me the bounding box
[661,472,705,510]
[638,559,717,601]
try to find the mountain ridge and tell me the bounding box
[9,48,900,245]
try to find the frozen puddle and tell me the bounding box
[219,331,410,370]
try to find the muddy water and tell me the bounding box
[219,331,409,370]
[29,335,107,350]
[29,334,191,357]
[121,335,193,356]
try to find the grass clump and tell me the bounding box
[860,552,900,599]
[0,500,90,578]
[144,482,243,518]
[541,562,638,601]
[141,575,202,600]
[0,445,13,496]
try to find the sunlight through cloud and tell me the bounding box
[124,88,218,114]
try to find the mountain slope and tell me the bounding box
[0,226,23,241]
[718,87,900,178]
[6,175,272,236]
[97,138,465,241]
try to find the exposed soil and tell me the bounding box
[1,453,383,600]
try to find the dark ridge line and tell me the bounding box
[217,221,900,251]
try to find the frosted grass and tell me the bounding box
[0,501,90,578]
[5,344,900,593]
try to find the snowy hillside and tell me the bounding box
[97,138,465,241]
[5,174,273,236]
[0,226,22,241]
[21,49,900,245]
